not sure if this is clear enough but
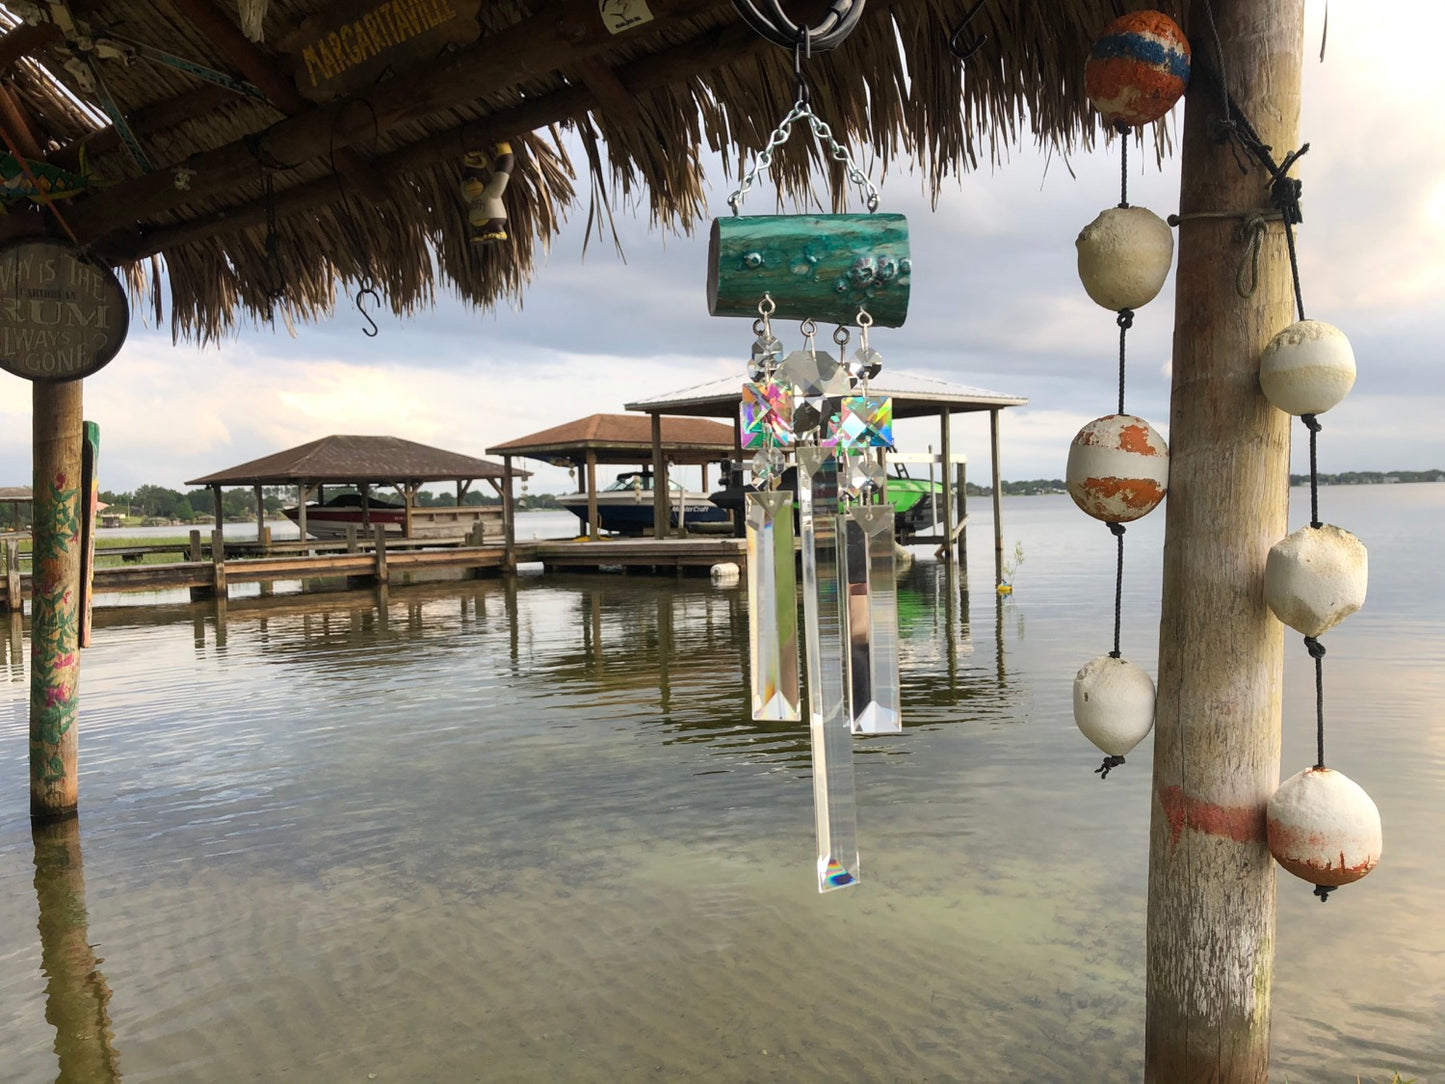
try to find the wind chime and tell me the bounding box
[1068,11,1188,777]
[709,14,906,893]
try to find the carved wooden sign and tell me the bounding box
[0,238,129,382]
[286,0,482,102]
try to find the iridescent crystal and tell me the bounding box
[841,505,902,735]
[829,395,894,449]
[776,349,850,398]
[741,381,794,449]
[751,445,785,481]
[797,447,860,891]
[746,491,801,722]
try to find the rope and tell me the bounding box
[1115,308,1133,415]
[1117,122,1129,209]
[1108,521,1126,658]
[1095,755,1126,779]
[1303,414,1323,527]
[1304,635,1327,768]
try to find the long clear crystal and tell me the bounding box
[797,447,860,891]
[842,505,902,734]
[746,491,800,722]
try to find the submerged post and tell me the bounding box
[30,379,84,820]
[1145,1,1302,1079]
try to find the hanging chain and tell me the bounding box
[727,99,881,215]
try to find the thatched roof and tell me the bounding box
[489,413,737,467]
[185,434,521,486]
[626,368,1028,419]
[0,0,1150,342]
[0,485,34,501]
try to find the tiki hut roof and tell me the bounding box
[0,486,34,502]
[0,1,1150,342]
[489,413,737,467]
[185,434,522,486]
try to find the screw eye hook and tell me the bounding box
[948,0,989,63]
[357,286,380,338]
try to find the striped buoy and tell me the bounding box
[1085,11,1191,127]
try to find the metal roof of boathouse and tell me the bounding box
[488,414,737,468]
[625,369,1028,420]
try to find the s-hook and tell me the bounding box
[948,0,989,62]
[730,0,866,53]
[356,286,380,337]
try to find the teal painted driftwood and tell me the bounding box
[708,213,910,327]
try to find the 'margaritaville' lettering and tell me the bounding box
[301,0,460,88]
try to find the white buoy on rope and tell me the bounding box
[1076,206,1175,311]
[1267,766,1382,889]
[710,562,741,586]
[1073,654,1156,765]
[1264,524,1367,637]
[1259,320,1356,416]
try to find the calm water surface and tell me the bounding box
[1,487,1441,1082]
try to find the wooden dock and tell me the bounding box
[0,530,748,612]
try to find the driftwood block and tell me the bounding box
[708,214,910,327]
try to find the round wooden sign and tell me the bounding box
[0,238,129,382]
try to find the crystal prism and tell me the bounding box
[741,381,794,449]
[829,395,894,449]
[841,505,902,735]
[776,349,850,398]
[798,447,860,891]
[750,445,785,482]
[746,491,801,722]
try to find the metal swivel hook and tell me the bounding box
[730,0,866,53]
[948,0,990,63]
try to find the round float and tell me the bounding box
[1076,206,1174,311]
[1264,524,1368,637]
[1084,10,1192,127]
[1066,414,1169,522]
[1258,320,1357,416]
[1267,766,1383,887]
[1073,654,1156,757]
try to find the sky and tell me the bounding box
[1,1,1441,497]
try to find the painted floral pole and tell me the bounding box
[30,380,83,820]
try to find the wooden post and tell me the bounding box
[651,413,668,538]
[210,528,227,600]
[253,483,265,541]
[502,456,517,571]
[938,408,954,562]
[989,409,1004,587]
[296,482,308,548]
[954,459,967,566]
[585,450,599,542]
[4,537,19,614]
[345,524,358,553]
[210,484,223,531]
[30,379,83,820]
[373,523,389,585]
[1145,1,1301,1079]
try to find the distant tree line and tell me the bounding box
[964,470,1442,497]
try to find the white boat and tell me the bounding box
[283,492,502,540]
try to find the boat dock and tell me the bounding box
[0,529,747,613]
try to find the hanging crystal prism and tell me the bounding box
[842,453,887,500]
[741,381,794,449]
[746,491,801,722]
[828,394,894,450]
[841,504,902,735]
[798,447,860,891]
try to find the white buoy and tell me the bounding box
[1073,654,1156,757]
[1258,320,1356,416]
[710,562,740,586]
[1267,766,1382,887]
[1264,524,1367,636]
[1066,414,1169,522]
[1075,206,1175,311]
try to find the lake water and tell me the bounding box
[1,486,1440,1082]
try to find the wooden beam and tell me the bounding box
[0,22,63,73]
[0,83,44,158]
[39,0,733,248]
[167,0,390,202]
[46,83,243,172]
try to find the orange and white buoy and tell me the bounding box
[1267,766,1382,890]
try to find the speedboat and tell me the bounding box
[284,491,407,538]
[559,471,729,536]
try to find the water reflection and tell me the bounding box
[32,817,121,1083]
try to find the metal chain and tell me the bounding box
[727,99,881,215]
